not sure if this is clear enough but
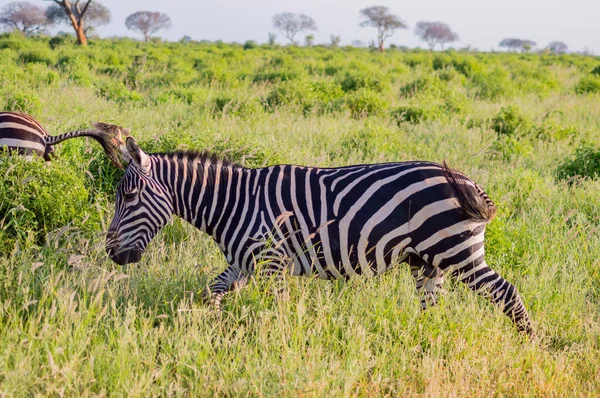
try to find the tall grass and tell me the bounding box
[1,33,600,395]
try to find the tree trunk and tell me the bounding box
[378,39,384,52]
[75,24,87,45]
[59,0,90,46]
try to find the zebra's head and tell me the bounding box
[106,137,174,265]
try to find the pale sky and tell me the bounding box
[2,0,599,53]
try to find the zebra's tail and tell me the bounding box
[442,161,497,223]
[46,125,127,169]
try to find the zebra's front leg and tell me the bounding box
[409,256,445,310]
[202,265,248,311]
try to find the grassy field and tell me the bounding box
[1,32,600,396]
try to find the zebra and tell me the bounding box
[0,112,127,168]
[105,136,533,335]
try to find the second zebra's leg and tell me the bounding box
[408,255,445,309]
[202,265,248,310]
[443,253,533,336]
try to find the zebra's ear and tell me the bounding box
[126,137,151,174]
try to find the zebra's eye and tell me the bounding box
[124,191,137,202]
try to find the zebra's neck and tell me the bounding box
[153,152,252,250]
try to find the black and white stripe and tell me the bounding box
[107,138,533,335]
[0,112,52,159]
[0,112,125,167]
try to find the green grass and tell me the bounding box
[1,33,600,395]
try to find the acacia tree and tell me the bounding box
[359,6,406,52]
[499,38,522,52]
[0,1,50,36]
[272,13,316,45]
[414,21,458,50]
[547,41,568,54]
[125,11,171,42]
[45,1,110,45]
[499,38,536,53]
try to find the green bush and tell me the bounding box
[4,92,42,115]
[337,69,389,93]
[344,89,387,118]
[491,106,531,137]
[243,40,258,50]
[489,136,533,161]
[48,34,73,49]
[391,105,435,124]
[0,156,98,251]
[556,145,600,182]
[264,80,345,113]
[574,76,600,94]
[96,81,144,104]
[400,75,447,97]
[590,65,600,76]
[18,48,56,65]
[469,67,514,99]
[212,94,262,117]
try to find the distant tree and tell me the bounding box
[45,1,110,45]
[267,32,277,46]
[499,38,523,52]
[546,41,568,54]
[521,40,536,53]
[304,34,314,47]
[359,6,407,52]
[329,34,341,47]
[272,12,316,45]
[351,39,365,48]
[125,11,171,42]
[0,1,50,36]
[499,38,536,53]
[414,21,458,50]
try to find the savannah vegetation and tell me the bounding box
[0,26,600,396]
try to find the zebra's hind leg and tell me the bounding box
[202,265,248,311]
[444,256,533,336]
[408,255,445,309]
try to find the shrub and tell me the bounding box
[337,69,389,93]
[556,145,600,182]
[400,75,448,98]
[391,105,434,124]
[344,89,387,118]
[212,95,262,117]
[48,34,73,49]
[574,76,600,94]
[57,54,95,87]
[18,49,56,66]
[0,156,99,251]
[491,106,531,137]
[0,32,28,50]
[469,67,514,100]
[243,40,258,50]
[4,92,42,115]
[253,69,300,83]
[96,81,144,104]
[489,136,533,161]
[330,128,376,162]
[264,80,345,113]
[590,65,600,76]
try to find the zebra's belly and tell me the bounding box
[286,237,412,280]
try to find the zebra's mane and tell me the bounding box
[151,149,242,169]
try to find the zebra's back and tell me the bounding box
[0,112,49,158]
[238,161,491,279]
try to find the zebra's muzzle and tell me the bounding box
[110,248,142,266]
